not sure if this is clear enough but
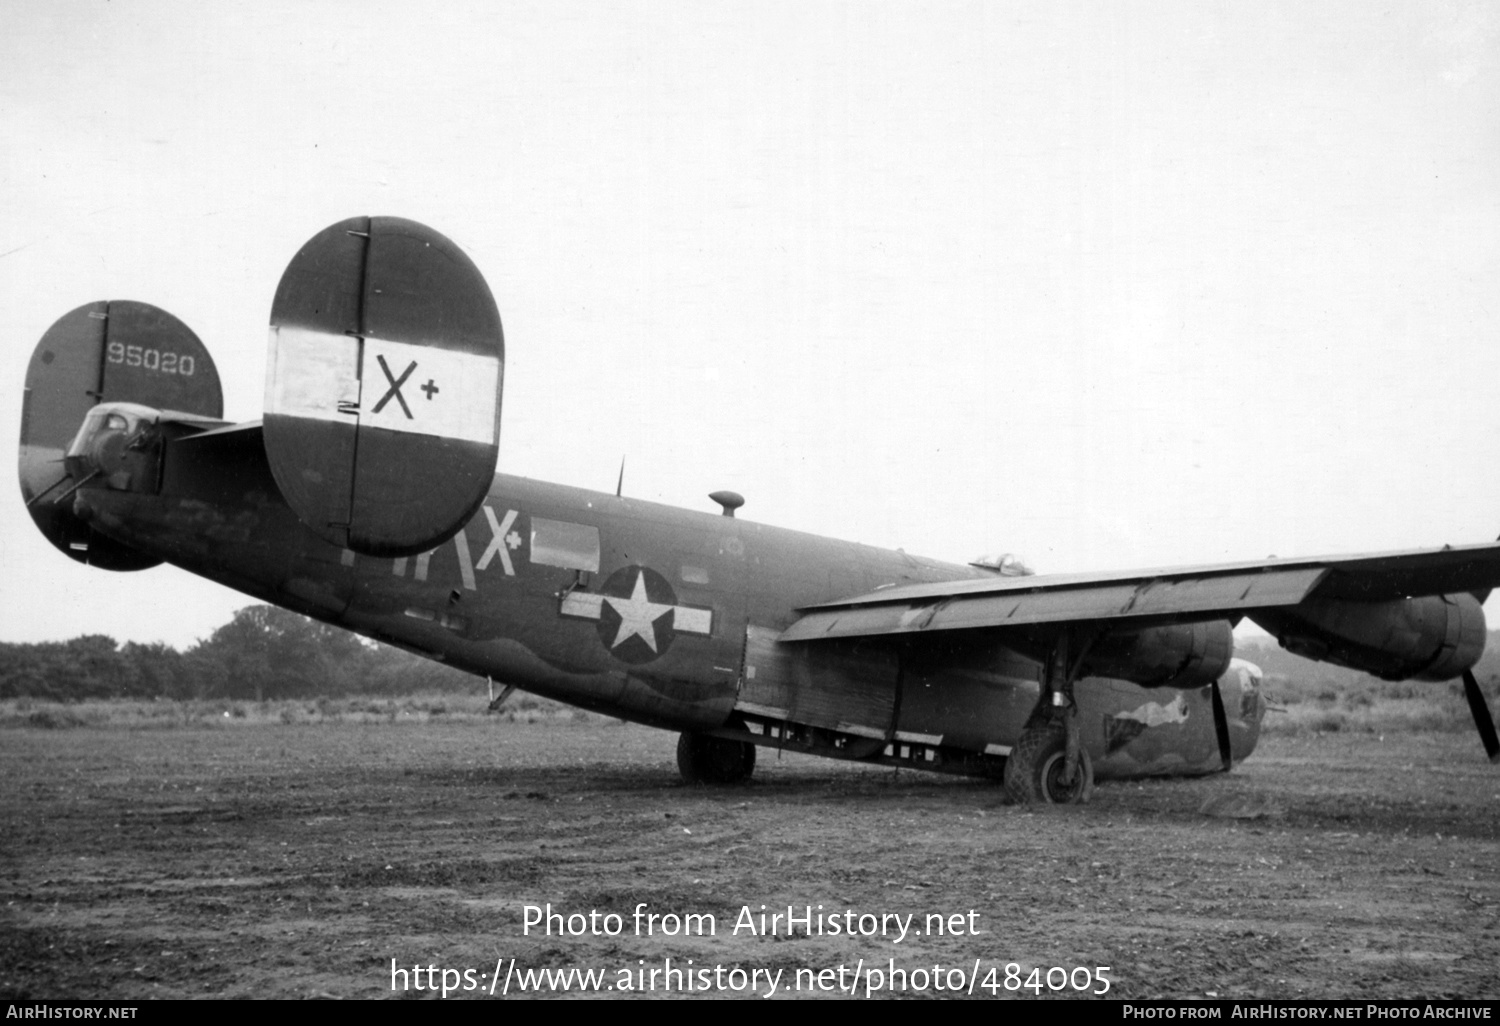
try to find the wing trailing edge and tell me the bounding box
[780,542,1500,642]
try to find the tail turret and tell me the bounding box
[20,301,222,569]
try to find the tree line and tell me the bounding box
[3,606,1497,704]
[0,605,477,702]
[1235,632,1500,692]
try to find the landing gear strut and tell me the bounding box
[1004,629,1095,805]
[676,733,756,784]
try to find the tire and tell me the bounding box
[1003,722,1093,804]
[676,733,756,784]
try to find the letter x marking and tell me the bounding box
[476,507,519,575]
[372,355,416,419]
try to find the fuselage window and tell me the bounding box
[530,518,601,572]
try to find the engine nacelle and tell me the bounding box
[1251,593,1487,682]
[1082,619,1235,689]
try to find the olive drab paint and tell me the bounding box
[21,216,1500,801]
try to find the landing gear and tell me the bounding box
[1005,627,1096,805]
[1003,720,1094,804]
[676,733,756,784]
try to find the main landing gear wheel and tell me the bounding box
[676,733,756,784]
[1003,722,1094,805]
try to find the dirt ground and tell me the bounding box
[2,714,1498,1000]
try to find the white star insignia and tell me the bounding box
[603,570,674,652]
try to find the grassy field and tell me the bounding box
[0,691,580,730]
[1253,669,1499,737]
[2,711,1497,999]
[5,664,1495,742]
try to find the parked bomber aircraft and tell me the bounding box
[19,218,1500,802]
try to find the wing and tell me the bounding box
[780,541,1500,642]
[782,540,1500,762]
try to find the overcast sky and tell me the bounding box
[3,0,1498,648]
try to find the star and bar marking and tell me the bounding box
[560,566,713,663]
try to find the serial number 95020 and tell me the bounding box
[107,342,196,376]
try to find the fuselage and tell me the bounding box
[68,416,1263,778]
